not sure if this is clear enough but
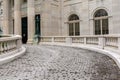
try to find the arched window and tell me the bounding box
[68,14,80,36]
[94,9,109,35]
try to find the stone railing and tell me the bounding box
[0,35,26,64]
[39,35,120,53]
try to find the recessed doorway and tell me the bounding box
[21,17,28,44]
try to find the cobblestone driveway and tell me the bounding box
[0,45,120,80]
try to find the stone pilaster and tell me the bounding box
[27,0,35,43]
[14,0,21,35]
[3,0,9,34]
[41,0,52,36]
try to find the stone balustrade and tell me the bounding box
[39,35,120,53]
[71,37,84,43]
[0,35,26,65]
[86,37,99,45]
[105,37,118,48]
[0,35,21,54]
[54,37,66,43]
[40,37,52,42]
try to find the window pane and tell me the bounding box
[102,19,109,34]
[95,20,101,35]
[75,23,80,36]
[23,0,27,3]
[69,14,79,21]
[69,23,74,36]
[94,9,108,17]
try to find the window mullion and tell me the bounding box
[101,19,103,35]
[73,23,75,36]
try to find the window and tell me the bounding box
[10,0,14,7]
[68,14,80,36]
[94,9,109,35]
[23,0,27,3]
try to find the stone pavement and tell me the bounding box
[0,45,120,80]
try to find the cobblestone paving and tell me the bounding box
[0,45,120,80]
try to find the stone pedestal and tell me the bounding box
[99,36,105,49]
[66,37,72,44]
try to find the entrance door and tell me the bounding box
[35,14,41,36]
[22,17,28,44]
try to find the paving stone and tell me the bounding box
[0,45,120,80]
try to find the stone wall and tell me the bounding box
[61,0,120,35]
[0,0,120,37]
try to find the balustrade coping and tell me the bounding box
[40,35,120,38]
[0,35,21,42]
[39,35,120,38]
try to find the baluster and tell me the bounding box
[7,41,10,50]
[0,43,1,53]
[2,42,4,53]
[12,41,14,49]
[9,41,11,50]
[4,42,7,52]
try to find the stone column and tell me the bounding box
[3,0,9,34]
[14,0,21,35]
[27,0,35,43]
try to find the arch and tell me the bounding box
[66,11,80,22]
[93,9,109,35]
[94,9,108,17]
[69,14,79,21]
[90,7,110,19]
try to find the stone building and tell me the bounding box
[0,0,120,43]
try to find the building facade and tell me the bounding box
[0,0,120,43]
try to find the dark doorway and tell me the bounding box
[22,17,28,44]
[35,14,41,36]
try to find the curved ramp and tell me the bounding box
[0,45,119,80]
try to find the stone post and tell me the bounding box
[27,0,35,44]
[99,36,105,49]
[84,37,87,45]
[3,0,9,34]
[14,0,21,35]
[66,37,72,44]
[52,37,55,43]
[17,38,22,49]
